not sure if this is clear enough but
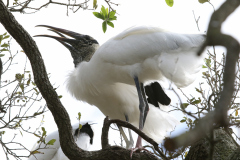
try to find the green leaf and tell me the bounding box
[33,133,41,138]
[78,112,81,120]
[0,48,8,52]
[93,0,98,9]
[205,58,211,67]
[108,16,117,21]
[1,43,9,48]
[107,21,114,28]
[235,110,238,116]
[3,35,10,40]
[0,131,5,136]
[181,103,189,109]
[47,139,56,145]
[33,88,39,95]
[165,0,174,7]
[195,88,202,93]
[101,6,107,18]
[20,83,24,92]
[93,12,104,20]
[15,73,23,81]
[202,65,207,68]
[102,21,107,33]
[192,99,201,104]
[42,127,46,137]
[0,54,5,57]
[0,35,3,44]
[30,150,42,155]
[79,124,82,129]
[198,0,209,4]
[33,112,40,116]
[106,8,109,16]
[202,72,210,77]
[180,119,186,123]
[58,95,62,99]
[109,11,116,18]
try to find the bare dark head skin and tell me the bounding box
[34,25,99,67]
[74,123,94,144]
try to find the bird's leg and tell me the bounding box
[130,76,151,157]
[125,115,134,149]
[140,83,150,126]
[117,125,134,149]
[133,76,145,133]
[117,115,134,149]
[117,125,129,148]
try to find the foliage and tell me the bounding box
[93,5,117,33]
[165,0,174,7]
[4,0,119,15]
[198,0,210,4]
[0,33,55,160]
[169,47,240,158]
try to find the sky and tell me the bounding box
[0,0,239,159]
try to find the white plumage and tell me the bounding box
[29,123,95,160]
[51,133,91,160]
[36,25,205,147]
[66,26,204,142]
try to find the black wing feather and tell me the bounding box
[145,82,171,108]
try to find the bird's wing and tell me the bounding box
[92,26,205,87]
[94,26,205,65]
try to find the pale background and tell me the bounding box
[0,0,239,159]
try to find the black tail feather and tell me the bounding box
[145,82,171,108]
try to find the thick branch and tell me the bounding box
[102,117,168,160]
[0,1,82,159]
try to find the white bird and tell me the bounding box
[29,123,95,160]
[35,25,205,152]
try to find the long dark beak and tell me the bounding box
[34,25,90,45]
[34,25,99,67]
[35,25,86,41]
[34,25,85,67]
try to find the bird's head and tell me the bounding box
[74,122,94,145]
[34,25,99,67]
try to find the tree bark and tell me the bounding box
[185,129,239,160]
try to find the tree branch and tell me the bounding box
[164,0,240,151]
[102,117,169,160]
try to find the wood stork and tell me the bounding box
[29,122,95,160]
[35,25,205,152]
